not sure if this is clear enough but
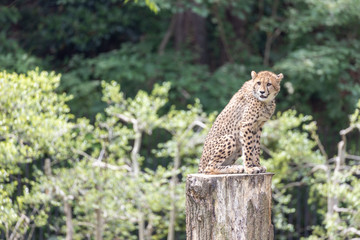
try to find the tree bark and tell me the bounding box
[186,173,274,240]
[158,14,176,56]
[64,201,73,240]
[174,8,208,64]
[167,144,181,240]
[327,129,347,240]
[213,4,234,63]
[263,0,281,66]
[132,122,147,240]
[95,208,103,240]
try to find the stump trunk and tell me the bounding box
[186,173,274,240]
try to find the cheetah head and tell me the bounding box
[251,70,283,102]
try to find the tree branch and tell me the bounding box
[263,28,281,66]
[313,131,328,160]
[158,15,176,55]
[263,0,281,66]
[346,154,360,161]
[339,226,360,237]
[310,164,328,173]
[9,214,30,240]
[73,148,131,171]
[260,145,272,157]
[283,181,306,189]
[97,147,106,162]
[116,113,136,125]
[131,121,142,176]
[213,3,234,63]
[333,205,356,214]
[340,124,360,136]
[92,161,131,171]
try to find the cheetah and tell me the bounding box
[198,70,283,174]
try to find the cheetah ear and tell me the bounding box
[251,71,257,80]
[276,73,284,82]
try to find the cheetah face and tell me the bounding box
[251,71,283,102]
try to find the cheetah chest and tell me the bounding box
[255,104,274,127]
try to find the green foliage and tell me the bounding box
[61,42,252,118]
[275,42,360,125]
[57,0,163,13]
[0,70,74,166]
[0,47,42,74]
[262,107,360,239]
[350,99,360,125]
[21,79,212,239]
[0,170,18,233]
[156,99,215,162]
[273,0,360,136]
[154,100,214,237]
[304,100,360,239]
[1,0,360,239]
[0,7,43,73]
[0,70,76,236]
[285,0,360,39]
[1,68,359,239]
[102,80,170,133]
[261,110,325,236]
[12,0,166,60]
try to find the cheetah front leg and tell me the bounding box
[203,135,244,174]
[252,126,267,173]
[240,123,262,174]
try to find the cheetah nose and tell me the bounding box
[260,91,265,94]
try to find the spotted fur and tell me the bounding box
[198,71,283,174]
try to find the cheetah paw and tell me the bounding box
[234,165,245,173]
[245,167,261,174]
[259,166,267,173]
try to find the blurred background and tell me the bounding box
[0,0,360,239]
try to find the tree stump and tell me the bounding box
[186,173,274,240]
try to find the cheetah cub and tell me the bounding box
[198,70,283,174]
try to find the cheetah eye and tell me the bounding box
[267,83,272,86]
[257,82,261,85]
